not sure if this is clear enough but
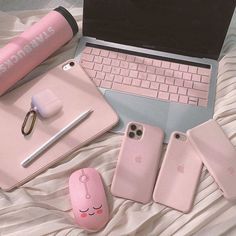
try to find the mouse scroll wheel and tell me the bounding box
[79,174,89,183]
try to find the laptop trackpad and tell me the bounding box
[104,90,169,134]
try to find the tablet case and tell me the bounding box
[0,60,119,191]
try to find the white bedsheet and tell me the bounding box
[0,7,236,236]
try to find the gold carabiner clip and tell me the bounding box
[21,109,37,136]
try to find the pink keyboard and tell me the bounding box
[79,46,211,107]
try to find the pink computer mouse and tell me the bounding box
[69,168,109,231]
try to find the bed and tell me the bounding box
[0,2,236,235]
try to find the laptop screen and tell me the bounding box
[83,0,236,60]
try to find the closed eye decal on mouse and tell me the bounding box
[93,204,102,210]
[93,204,103,215]
[79,208,89,213]
[79,208,89,218]
[79,205,103,217]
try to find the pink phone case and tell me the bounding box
[111,122,164,204]
[187,119,236,201]
[153,132,202,213]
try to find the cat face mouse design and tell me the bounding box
[69,168,109,231]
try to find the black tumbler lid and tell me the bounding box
[54,6,79,36]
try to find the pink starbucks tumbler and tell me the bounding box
[0,6,78,96]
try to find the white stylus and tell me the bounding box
[21,109,93,168]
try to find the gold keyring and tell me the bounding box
[21,109,37,136]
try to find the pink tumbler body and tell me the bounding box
[0,7,77,96]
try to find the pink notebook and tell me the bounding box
[0,60,118,191]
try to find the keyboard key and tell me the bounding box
[182,72,192,80]
[91,48,101,56]
[123,77,132,85]
[111,59,120,67]
[192,74,201,82]
[103,65,112,73]
[120,61,129,69]
[184,80,193,88]
[188,66,197,74]
[120,68,129,76]
[189,96,198,102]
[109,51,118,59]
[94,56,103,63]
[169,85,178,93]
[179,64,188,72]
[103,58,112,65]
[165,77,175,85]
[178,87,187,95]
[150,82,159,90]
[188,89,208,99]
[112,82,157,98]
[193,82,209,91]
[198,67,211,76]
[114,75,123,83]
[156,68,165,75]
[153,59,162,67]
[141,80,150,88]
[158,91,169,100]
[162,61,171,68]
[147,66,156,74]
[94,63,103,71]
[165,69,174,77]
[170,94,179,102]
[100,49,109,57]
[126,55,135,62]
[130,70,138,78]
[160,84,168,92]
[138,72,147,80]
[117,53,127,60]
[156,75,165,83]
[174,71,183,79]
[170,63,179,70]
[129,63,138,70]
[101,80,112,89]
[175,79,184,87]
[144,58,153,65]
[132,79,141,87]
[105,73,114,81]
[111,67,121,75]
[138,64,147,72]
[135,56,144,64]
[147,74,156,82]
[179,95,188,104]
[201,75,210,84]
[96,71,105,80]
[189,100,198,105]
